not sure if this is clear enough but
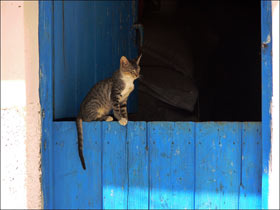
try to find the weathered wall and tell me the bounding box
[1,1,42,209]
[269,1,280,209]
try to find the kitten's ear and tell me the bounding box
[120,56,129,67]
[136,54,142,65]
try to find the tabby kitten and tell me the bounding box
[76,55,142,170]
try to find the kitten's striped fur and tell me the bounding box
[76,55,142,170]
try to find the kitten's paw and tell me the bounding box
[105,116,113,122]
[119,118,128,126]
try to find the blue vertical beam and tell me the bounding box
[52,122,102,209]
[39,1,54,209]
[195,122,241,209]
[148,122,195,209]
[261,1,272,209]
[171,122,195,209]
[102,122,127,209]
[239,122,262,209]
[53,0,64,119]
[148,122,174,209]
[127,122,148,209]
[95,2,115,80]
[195,122,219,209]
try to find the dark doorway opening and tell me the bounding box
[129,0,261,121]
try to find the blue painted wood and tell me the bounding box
[54,1,138,119]
[46,121,263,209]
[38,1,54,209]
[53,122,102,209]
[93,1,138,113]
[102,122,128,209]
[148,122,195,209]
[239,122,262,209]
[127,122,149,209]
[261,1,272,209]
[148,122,174,209]
[171,122,195,209]
[40,1,267,209]
[195,122,241,209]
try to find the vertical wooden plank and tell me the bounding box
[95,1,115,80]
[195,122,218,209]
[127,122,148,209]
[53,122,102,209]
[195,122,241,209]
[96,1,131,81]
[54,1,97,119]
[149,122,174,209]
[171,122,195,209]
[65,1,97,117]
[102,122,127,209]
[39,1,54,208]
[54,1,138,119]
[261,1,272,209]
[53,0,66,119]
[239,122,262,209]
[149,122,194,209]
[109,1,138,113]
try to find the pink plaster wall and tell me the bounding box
[1,1,42,209]
[24,2,42,209]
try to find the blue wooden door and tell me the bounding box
[53,1,138,119]
[51,122,261,209]
[39,1,271,209]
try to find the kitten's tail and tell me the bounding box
[76,117,86,170]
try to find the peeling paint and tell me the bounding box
[266,34,271,44]
[262,33,271,48]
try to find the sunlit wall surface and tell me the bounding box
[0,1,42,209]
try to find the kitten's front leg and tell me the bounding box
[111,90,126,126]
[111,87,122,119]
[111,85,128,126]
[119,101,128,126]
[120,101,128,118]
[113,103,128,126]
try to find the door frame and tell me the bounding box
[39,1,54,208]
[261,1,273,209]
[39,1,273,209]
